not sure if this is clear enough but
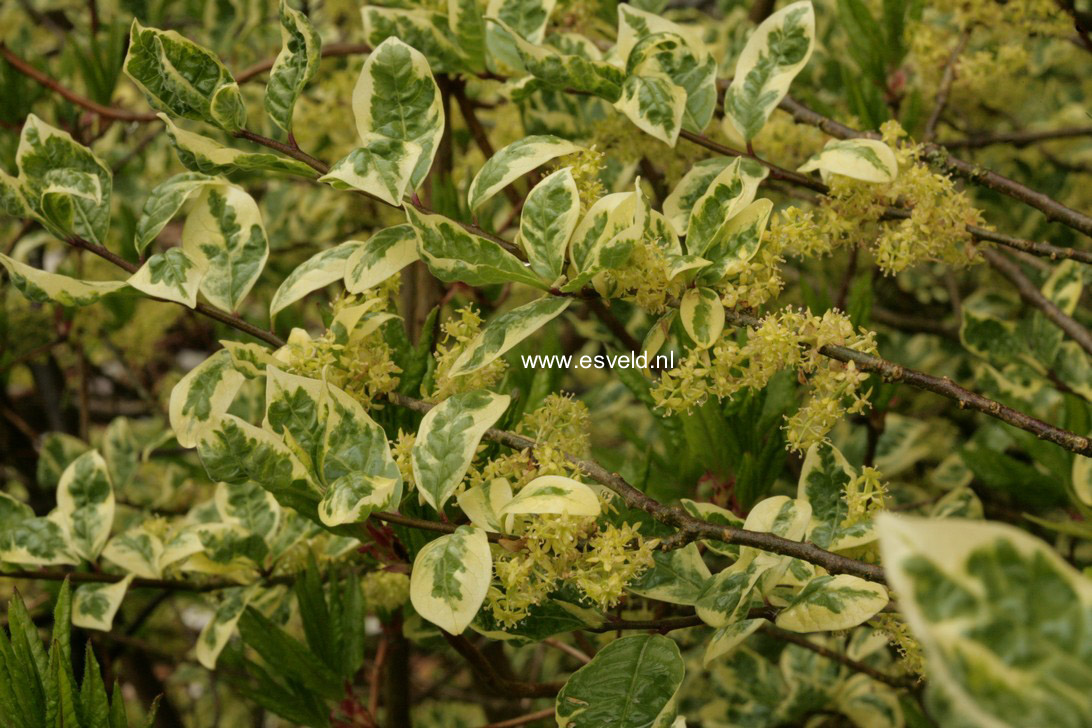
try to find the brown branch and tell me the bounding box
[0,44,158,122]
[759,623,918,690]
[981,247,1092,357]
[923,31,970,143]
[941,125,1092,150]
[453,82,522,207]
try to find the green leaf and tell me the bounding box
[663,157,768,235]
[449,0,487,72]
[556,634,685,727]
[269,240,360,318]
[237,606,345,700]
[124,20,247,131]
[101,524,165,579]
[344,224,420,293]
[168,349,245,448]
[181,184,269,312]
[56,450,115,562]
[410,525,492,633]
[703,618,766,665]
[160,115,318,177]
[625,31,717,134]
[362,6,465,75]
[680,286,724,349]
[319,379,402,498]
[133,172,218,254]
[613,72,687,146]
[16,114,112,244]
[0,253,127,307]
[724,0,815,142]
[484,0,556,73]
[72,575,134,632]
[411,389,511,510]
[774,574,888,632]
[518,167,580,282]
[127,247,207,308]
[456,478,513,532]
[697,198,773,284]
[450,297,570,375]
[265,0,322,133]
[878,514,1092,727]
[405,206,548,289]
[353,37,445,191]
[467,135,582,212]
[798,138,898,183]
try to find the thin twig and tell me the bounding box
[941,125,1092,149]
[542,638,592,664]
[477,707,555,728]
[923,31,970,143]
[759,623,918,690]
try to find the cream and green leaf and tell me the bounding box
[680,286,724,349]
[879,514,1092,727]
[160,115,318,177]
[56,450,115,562]
[518,167,580,282]
[723,0,815,142]
[412,390,511,510]
[798,138,899,184]
[72,575,134,632]
[410,525,492,634]
[450,297,570,375]
[344,225,420,293]
[774,574,888,633]
[0,253,127,307]
[168,349,245,448]
[265,0,322,133]
[467,135,582,212]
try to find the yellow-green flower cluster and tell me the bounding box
[362,569,411,614]
[429,306,506,401]
[844,465,889,525]
[553,147,606,215]
[652,308,877,451]
[521,393,591,475]
[487,513,655,626]
[871,612,926,679]
[392,429,417,491]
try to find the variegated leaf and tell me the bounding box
[616,4,705,62]
[160,115,317,177]
[797,441,854,549]
[556,634,684,728]
[269,240,361,318]
[264,366,327,467]
[798,139,898,184]
[0,253,127,307]
[72,575,134,632]
[410,525,492,633]
[196,585,260,669]
[181,184,269,312]
[16,115,112,244]
[484,0,557,73]
[134,172,218,254]
[221,340,280,378]
[695,558,768,627]
[362,6,464,75]
[450,0,487,72]
[682,498,744,558]
[519,167,580,282]
[56,450,115,562]
[102,525,165,579]
[680,286,724,349]
[320,138,422,205]
[698,198,773,284]
[103,417,139,489]
[265,0,322,133]
[405,206,548,289]
[685,158,760,257]
[0,169,28,217]
[664,157,768,235]
[215,481,281,541]
[353,37,445,190]
[500,475,601,518]
[703,618,766,665]
[565,190,640,289]
[1073,452,1092,507]
[127,247,207,308]
[450,297,571,375]
[723,0,815,142]
[412,390,511,510]
[878,514,1092,727]
[0,513,78,566]
[320,380,402,499]
[457,478,513,532]
[168,349,245,448]
[613,72,687,146]
[625,31,717,134]
[344,224,420,293]
[774,574,888,633]
[468,135,582,212]
[124,21,246,131]
[627,542,712,606]
[318,474,398,527]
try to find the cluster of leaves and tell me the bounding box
[2,0,1092,726]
